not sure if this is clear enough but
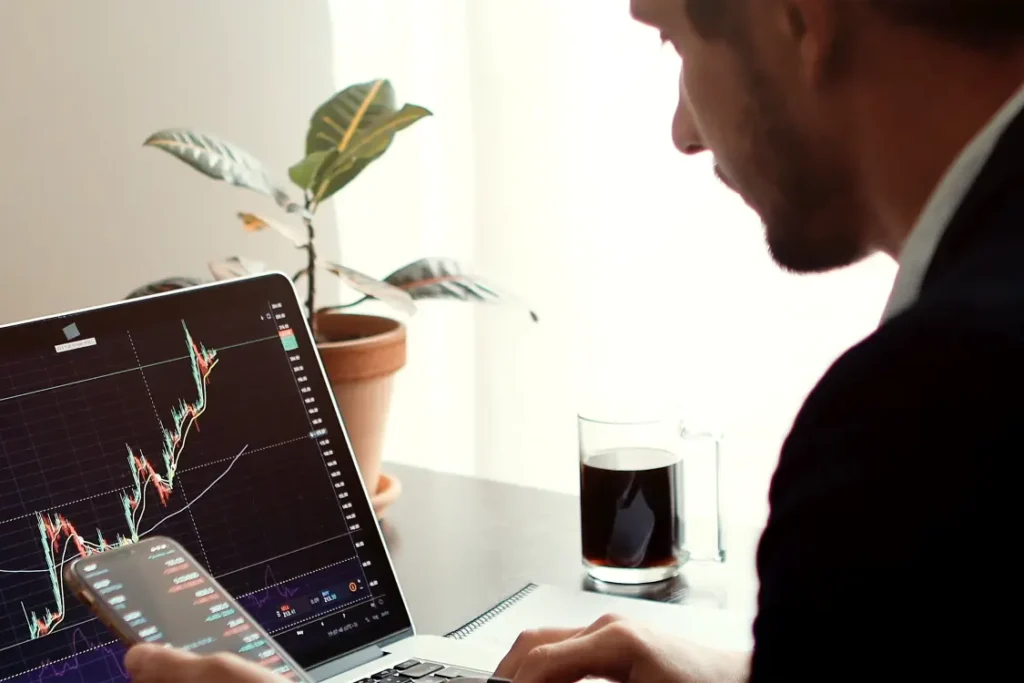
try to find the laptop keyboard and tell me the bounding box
[355,658,491,683]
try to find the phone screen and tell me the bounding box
[70,538,310,681]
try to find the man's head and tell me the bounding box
[632,0,1024,273]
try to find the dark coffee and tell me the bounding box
[580,447,682,570]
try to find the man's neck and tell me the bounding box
[848,40,1024,259]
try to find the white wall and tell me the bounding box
[324,0,899,541]
[461,0,897,588]
[326,0,480,479]
[0,0,338,322]
[468,4,898,536]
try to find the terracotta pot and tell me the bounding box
[315,312,406,499]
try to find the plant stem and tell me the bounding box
[303,196,316,332]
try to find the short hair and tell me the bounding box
[870,0,1024,48]
[685,0,1024,49]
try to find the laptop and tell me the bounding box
[0,273,503,683]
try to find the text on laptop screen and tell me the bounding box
[0,274,411,683]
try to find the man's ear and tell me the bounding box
[779,0,844,84]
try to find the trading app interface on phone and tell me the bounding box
[75,540,307,681]
[0,275,409,683]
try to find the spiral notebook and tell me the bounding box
[444,583,753,652]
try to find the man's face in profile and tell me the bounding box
[632,0,872,274]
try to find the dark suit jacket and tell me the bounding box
[750,109,1024,681]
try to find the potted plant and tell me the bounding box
[134,79,536,514]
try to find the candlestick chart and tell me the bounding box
[18,324,217,641]
[0,285,402,683]
[0,317,268,683]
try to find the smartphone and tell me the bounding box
[64,535,313,682]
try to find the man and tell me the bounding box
[126,0,1024,681]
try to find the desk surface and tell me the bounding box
[380,463,759,636]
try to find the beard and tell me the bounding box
[728,59,870,274]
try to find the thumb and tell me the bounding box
[125,643,284,683]
[124,644,199,681]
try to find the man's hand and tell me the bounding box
[125,644,287,683]
[493,614,749,683]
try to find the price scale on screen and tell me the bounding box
[270,302,361,537]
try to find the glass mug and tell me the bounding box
[578,415,725,585]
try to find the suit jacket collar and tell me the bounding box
[921,100,1024,295]
[882,84,1024,321]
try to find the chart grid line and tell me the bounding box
[0,333,278,405]
[127,330,164,433]
[0,436,308,529]
[234,558,358,599]
[0,639,118,683]
[213,534,353,580]
[176,435,309,473]
[0,615,100,657]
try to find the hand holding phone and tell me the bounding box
[125,642,287,683]
[64,536,312,682]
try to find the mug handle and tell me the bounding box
[679,422,726,563]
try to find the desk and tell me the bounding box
[380,464,760,637]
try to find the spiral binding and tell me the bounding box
[444,583,539,640]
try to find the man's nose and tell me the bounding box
[672,98,706,155]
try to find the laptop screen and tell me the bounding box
[0,273,412,683]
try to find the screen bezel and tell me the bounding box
[65,536,313,681]
[0,272,415,669]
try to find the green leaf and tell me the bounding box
[288,150,330,189]
[289,150,382,205]
[296,80,431,205]
[338,104,430,160]
[323,261,417,317]
[305,79,397,156]
[385,257,538,322]
[144,129,307,217]
[318,156,377,202]
[311,104,432,204]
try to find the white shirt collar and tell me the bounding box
[881,82,1024,322]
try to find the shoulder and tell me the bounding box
[793,288,1023,439]
[924,191,1024,304]
[751,290,1024,680]
[770,287,1024,510]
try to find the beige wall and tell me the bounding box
[0,0,338,322]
